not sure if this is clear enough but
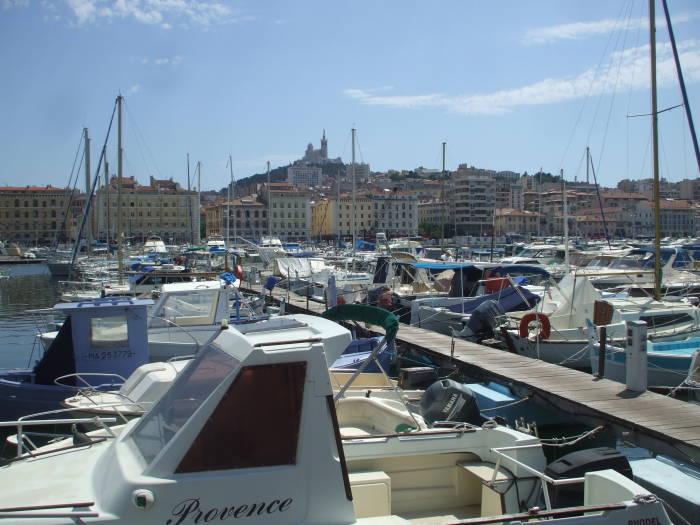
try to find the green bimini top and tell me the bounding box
[321,304,399,344]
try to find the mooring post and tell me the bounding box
[597,326,607,378]
[625,320,648,392]
[327,275,337,307]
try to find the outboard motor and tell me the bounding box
[544,447,632,507]
[466,300,506,341]
[420,379,482,427]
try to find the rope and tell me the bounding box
[479,395,532,412]
[539,425,605,447]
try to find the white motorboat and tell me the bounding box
[142,235,167,255]
[501,274,700,370]
[0,312,671,524]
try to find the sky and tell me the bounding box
[1,0,700,193]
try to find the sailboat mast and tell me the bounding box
[117,95,124,285]
[267,161,271,240]
[83,127,91,256]
[229,154,236,246]
[351,128,356,250]
[441,142,446,247]
[226,158,231,246]
[562,169,570,271]
[650,0,662,301]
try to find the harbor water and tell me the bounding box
[0,264,60,369]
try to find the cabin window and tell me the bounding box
[89,315,128,348]
[177,361,306,473]
[639,313,693,328]
[131,345,239,464]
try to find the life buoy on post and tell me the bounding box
[235,264,244,281]
[519,312,551,339]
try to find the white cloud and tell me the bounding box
[524,11,700,45]
[344,39,700,116]
[2,0,29,9]
[128,83,141,94]
[61,0,242,28]
[141,55,183,66]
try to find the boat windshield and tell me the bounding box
[608,251,671,270]
[130,344,239,465]
[151,289,219,327]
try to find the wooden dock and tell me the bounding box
[243,283,700,464]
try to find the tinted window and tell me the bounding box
[177,362,306,473]
[131,345,238,464]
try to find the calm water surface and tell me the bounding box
[0,264,60,368]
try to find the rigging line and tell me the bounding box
[123,99,162,179]
[585,0,635,155]
[591,0,637,191]
[557,0,631,170]
[625,0,647,183]
[627,103,685,118]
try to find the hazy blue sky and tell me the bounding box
[1,0,699,191]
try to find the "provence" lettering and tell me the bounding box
[166,497,293,524]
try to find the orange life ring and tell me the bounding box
[519,312,551,339]
[234,264,244,281]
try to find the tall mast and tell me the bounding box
[197,161,202,243]
[83,127,91,256]
[537,168,542,238]
[226,157,231,246]
[116,95,124,285]
[441,141,446,246]
[661,0,700,174]
[351,128,356,249]
[104,152,109,246]
[650,0,662,301]
[562,169,570,271]
[187,153,193,245]
[266,161,271,240]
[229,154,236,246]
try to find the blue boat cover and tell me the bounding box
[487,265,550,278]
[446,286,540,314]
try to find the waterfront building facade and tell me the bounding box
[94,176,200,245]
[0,185,82,245]
[494,208,539,236]
[205,197,268,242]
[452,165,495,236]
[261,182,311,241]
[370,190,418,237]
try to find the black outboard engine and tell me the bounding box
[544,447,632,507]
[466,300,506,341]
[420,379,482,427]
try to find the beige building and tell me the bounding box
[205,197,268,241]
[261,183,311,241]
[94,176,200,244]
[452,165,495,236]
[311,195,374,240]
[635,199,696,237]
[371,190,418,237]
[0,185,82,245]
[494,208,539,236]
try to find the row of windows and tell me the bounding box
[272,202,305,208]
[2,199,63,207]
[272,212,305,219]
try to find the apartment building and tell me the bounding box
[635,199,696,237]
[452,165,495,236]
[286,165,322,187]
[371,190,418,237]
[0,185,82,244]
[205,197,268,241]
[312,195,374,239]
[261,182,311,241]
[94,176,200,244]
[494,208,539,236]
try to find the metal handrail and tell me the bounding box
[491,444,585,511]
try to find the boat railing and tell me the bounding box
[147,315,202,353]
[0,502,98,520]
[1,406,119,458]
[54,372,127,390]
[491,444,586,510]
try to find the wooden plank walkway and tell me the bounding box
[244,284,700,463]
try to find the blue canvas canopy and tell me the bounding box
[355,240,376,251]
[486,265,550,278]
[446,286,539,315]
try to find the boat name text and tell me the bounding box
[166,497,293,524]
[627,518,662,525]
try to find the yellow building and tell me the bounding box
[94,176,200,244]
[0,185,81,245]
[311,195,374,239]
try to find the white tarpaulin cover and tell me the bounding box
[273,258,327,278]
